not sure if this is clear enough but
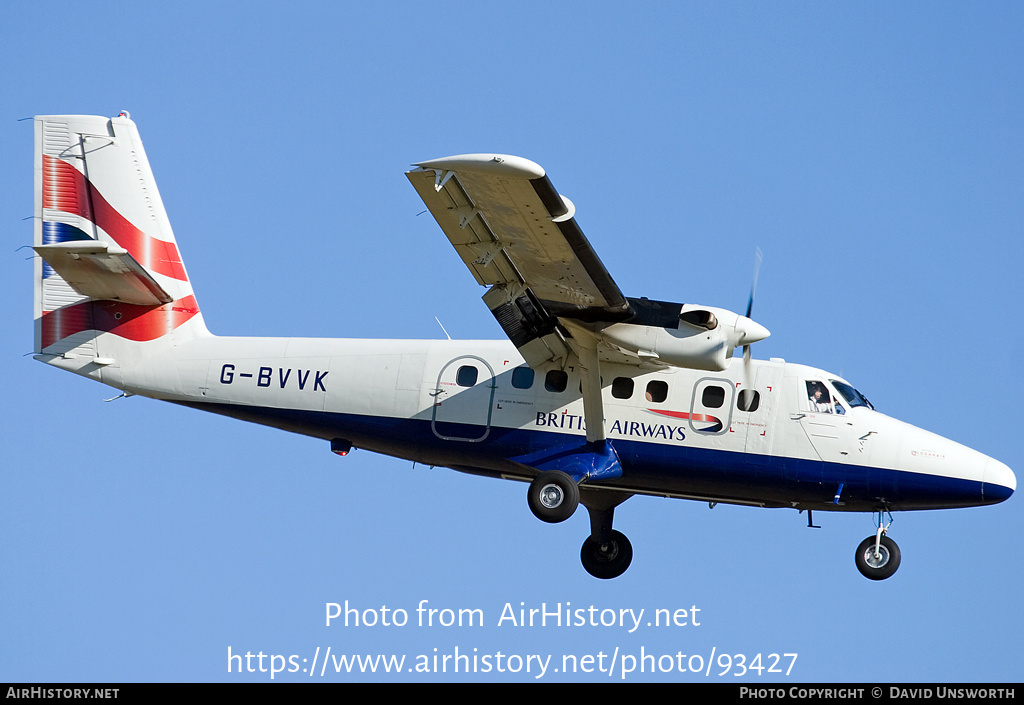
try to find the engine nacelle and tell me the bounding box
[598,304,769,371]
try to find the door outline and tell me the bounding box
[431,355,496,442]
[688,377,734,436]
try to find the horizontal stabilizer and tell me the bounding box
[34,240,173,306]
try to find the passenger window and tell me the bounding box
[611,377,634,399]
[545,370,568,393]
[511,366,534,390]
[702,385,726,409]
[456,366,478,387]
[645,380,668,403]
[737,389,760,412]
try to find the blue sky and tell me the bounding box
[2,2,1021,682]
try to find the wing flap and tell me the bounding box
[407,155,628,314]
[408,167,524,289]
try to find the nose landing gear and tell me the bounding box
[855,510,901,580]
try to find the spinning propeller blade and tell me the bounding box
[745,247,763,319]
[742,248,764,392]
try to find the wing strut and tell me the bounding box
[577,343,605,444]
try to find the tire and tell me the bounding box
[855,535,901,580]
[527,471,579,523]
[581,529,633,579]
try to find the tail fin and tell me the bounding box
[33,114,207,368]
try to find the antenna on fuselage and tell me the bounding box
[800,509,821,529]
[435,316,452,340]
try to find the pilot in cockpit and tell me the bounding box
[807,383,833,413]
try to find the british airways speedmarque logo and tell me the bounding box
[219,364,328,391]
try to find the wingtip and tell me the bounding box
[412,153,545,180]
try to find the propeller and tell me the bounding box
[743,247,763,359]
[740,248,764,403]
[745,247,763,320]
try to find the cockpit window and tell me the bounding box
[805,381,835,413]
[830,380,874,410]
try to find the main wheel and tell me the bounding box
[855,535,901,580]
[527,471,579,523]
[581,529,633,579]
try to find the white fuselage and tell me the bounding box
[44,326,1014,514]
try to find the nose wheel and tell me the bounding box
[855,511,901,580]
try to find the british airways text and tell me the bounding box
[535,412,686,441]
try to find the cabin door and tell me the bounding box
[431,355,495,442]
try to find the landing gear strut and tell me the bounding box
[855,510,901,580]
[579,495,633,579]
[527,477,633,578]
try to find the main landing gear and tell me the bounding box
[580,528,632,580]
[527,471,633,579]
[855,510,901,581]
[527,471,579,524]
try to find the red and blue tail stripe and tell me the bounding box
[40,295,200,349]
[42,154,188,282]
[41,221,91,279]
[39,150,198,347]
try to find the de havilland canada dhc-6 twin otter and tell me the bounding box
[31,113,1015,580]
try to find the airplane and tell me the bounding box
[31,113,1015,581]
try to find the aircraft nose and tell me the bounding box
[983,458,1016,504]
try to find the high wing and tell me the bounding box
[408,154,770,446]
[408,154,640,444]
[407,155,629,311]
[407,155,635,364]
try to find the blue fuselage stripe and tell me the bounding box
[177,401,996,511]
